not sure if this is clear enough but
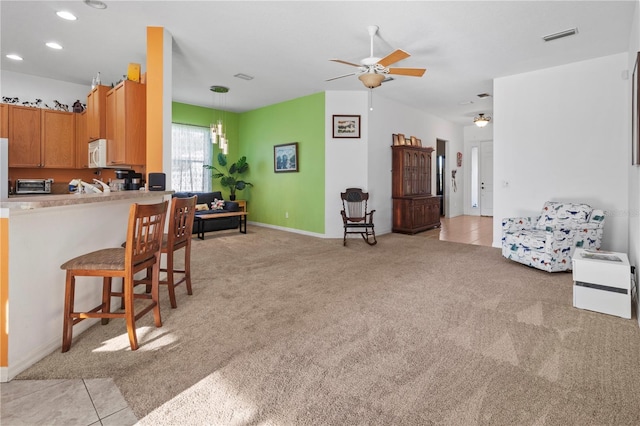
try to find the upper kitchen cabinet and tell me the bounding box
[75,110,88,169]
[8,106,76,168]
[106,80,146,167]
[0,104,8,138]
[8,105,41,167]
[41,109,76,168]
[86,84,109,142]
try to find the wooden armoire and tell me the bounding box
[392,145,442,234]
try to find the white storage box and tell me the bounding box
[572,249,631,319]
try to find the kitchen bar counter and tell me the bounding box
[1,190,173,211]
[0,190,172,381]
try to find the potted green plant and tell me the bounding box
[204,153,253,201]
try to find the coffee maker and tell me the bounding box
[115,170,144,191]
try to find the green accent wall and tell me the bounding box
[239,92,325,233]
[172,92,325,234]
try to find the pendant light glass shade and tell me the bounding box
[210,86,230,151]
[358,73,384,89]
[474,113,491,127]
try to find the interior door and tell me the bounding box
[480,141,493,216]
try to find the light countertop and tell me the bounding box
[0,190,174,211]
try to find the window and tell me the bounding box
[171,123,212,192]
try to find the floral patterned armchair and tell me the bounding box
[501,201,605,272]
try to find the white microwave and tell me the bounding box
[88,139,107,168]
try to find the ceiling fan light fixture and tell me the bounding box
[359,73,384,89]
[474,113,491,128]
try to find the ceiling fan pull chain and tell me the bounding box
[369,89,374,111]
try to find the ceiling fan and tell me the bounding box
[326,25,427,89]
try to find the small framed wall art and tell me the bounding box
[274,142,299,173]
[332,115,361,138]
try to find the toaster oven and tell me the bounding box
[15,178,53,194]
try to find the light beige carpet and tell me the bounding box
[17,226,640,425]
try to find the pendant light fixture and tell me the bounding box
[473,113,491,128]
[210,85,229,155]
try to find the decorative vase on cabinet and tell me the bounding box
[392,144,441,234]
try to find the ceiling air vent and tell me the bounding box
[234,73,254,81]
[543,28,578,42]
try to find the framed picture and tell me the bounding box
[633,52,640,165]
[274,142,298,173]
[332,115,360,138]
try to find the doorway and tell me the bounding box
[469,140,493,216]
[436,139,446,216]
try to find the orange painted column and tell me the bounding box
[146,27,164,177]
[0,215,8,370]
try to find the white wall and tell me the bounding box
[324,91,463,238]
[324,91,369,238]
[368,95,464,230]
[494,53,630,253]
[1,70,89,109]
[627,0,640,327]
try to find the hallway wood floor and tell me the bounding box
[421,215,494,247]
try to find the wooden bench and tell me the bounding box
[194,211,248,240]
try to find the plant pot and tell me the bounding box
[229,194,236,201]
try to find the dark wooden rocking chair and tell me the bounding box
[340,188,377,246]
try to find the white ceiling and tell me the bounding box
[1,1,635,126]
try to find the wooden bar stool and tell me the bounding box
[135,195,197,308]
[60,200,168,352]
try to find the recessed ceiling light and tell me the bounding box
[477,93,491,98]
[84,0,107,10]
[56,11,77,20]
[6,54,23,61]
[46,42,63,50]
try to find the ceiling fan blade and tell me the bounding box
[377,49,410,67]
[330,59,361,67]
[388,67,427,77]
[326,72,357,82]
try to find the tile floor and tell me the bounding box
[1,378,137,426]
[423,214,494,247]
[0,215,492,425]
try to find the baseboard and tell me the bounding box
[1,333,62,382]
[250,222,391,240]
[250,222,325,238]
[1,318,100,383]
